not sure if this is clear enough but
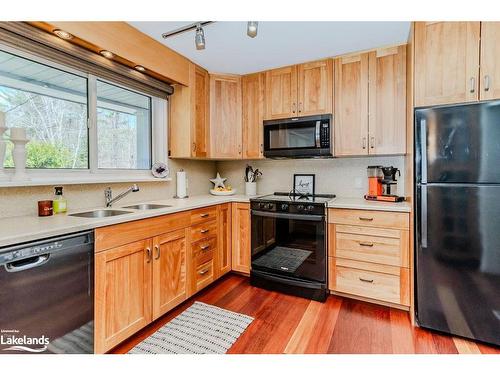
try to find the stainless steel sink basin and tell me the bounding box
[122,204,172,210]
[69,209,131,218]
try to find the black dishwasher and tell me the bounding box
[0,230,94,354]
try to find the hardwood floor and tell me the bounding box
[111,274,500,354]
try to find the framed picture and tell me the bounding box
[293,174,315,196]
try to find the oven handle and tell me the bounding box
[251,210,324,222]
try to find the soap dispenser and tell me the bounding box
[53,186,67,214]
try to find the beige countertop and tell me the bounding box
[327,197,412,213]
[0,194,411,248]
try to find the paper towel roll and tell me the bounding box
[176,170,187,198]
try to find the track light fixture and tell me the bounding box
[247,22,258,38]
[195,23,206,50]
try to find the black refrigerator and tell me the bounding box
[415,101,500,347]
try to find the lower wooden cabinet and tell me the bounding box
[95,239,153,354]
[217,203,232,276]
[231,202,251,274]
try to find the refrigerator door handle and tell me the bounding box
[421,185,428,249]
[420,119,427,184]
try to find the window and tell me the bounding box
[0,45,165,180]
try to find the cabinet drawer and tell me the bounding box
[190,219,217,242]
[329,258,409,306]
[328,208,409,229]
[195,260,214,291]
[193,237,216,267]
[190,206,218,225]
[335,231,408,267]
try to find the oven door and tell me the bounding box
[251,210,326,283]
[263,115,332,158]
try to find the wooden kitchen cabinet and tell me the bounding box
[480,22,500,101]
[193,66,210,157]
[297,59,333,116]
[152,228,188,320]
[95,239,153,353]
[265,65,298,119]
[414,22,480,107]
[231,202,251,274]
[242,72,265,159]
[368,45,406,154]
[209,74,243,158]
[334,53,369,156]
[217,203,232,276]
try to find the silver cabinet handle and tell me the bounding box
[200,244,210,251]
[469,77,476,93]
[260,143,263,154]
[370,136,375,149]
[359,242,374,247]
[298,102,303,113]
[154,244,160,260]
[192,142,197,152]
[146,247,152,263]
[200,229,210,234]
[292,102,296,114]
[358,217,374,221]
[484,75,491,91]
[200,213,209,218]
[359,277,374,283]
[198,269,209,275]
[362,137,367,150]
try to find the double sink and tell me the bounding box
[69,203,172,218]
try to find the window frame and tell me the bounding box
[0,43,169,185]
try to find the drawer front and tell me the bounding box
[329,208,409,229]
[193,237,216,267]
[190,219,217,243]
[195,260,214,291]
[329,258,409,306]
[336,232,405,267]
[190,206,218,225]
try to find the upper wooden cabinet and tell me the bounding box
[242,73,265,159]
[480,22,500,101]
[265,59,333,120]
[209,74,243,159]
[334,53,369,156]
[368,45,407,155]
[193,66,210,157]
[414,22,481,107]
[265,65,298,119]
[297,59,334,116]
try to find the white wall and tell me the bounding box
[216,156,406,198]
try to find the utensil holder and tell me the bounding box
[245,181,257,196]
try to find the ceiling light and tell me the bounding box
[53,29,73,40]
[134,65,146,72]
[247,22,258,38]
[99,50,114,59]
[195,24,205,50]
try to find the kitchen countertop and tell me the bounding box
[0,194,411,248]
[327,197,411,213]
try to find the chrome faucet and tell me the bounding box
[105,184,140,207]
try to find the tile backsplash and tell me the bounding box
[216,156,406,198]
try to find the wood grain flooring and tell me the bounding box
[111,274,500,354]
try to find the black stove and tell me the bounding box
[250,192,334,302]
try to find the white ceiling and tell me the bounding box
[129,22,411,75]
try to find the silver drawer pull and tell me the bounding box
[484,75,491,92]
[200,213,209,218]
[359,242,374,247]
[359,277,374,283]
[200,229,210,234]
[198,269,209,275]
[200,244,210,251]
[358,217,374,221]
[146,248,152,263]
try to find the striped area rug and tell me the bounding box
[129,302,253,354]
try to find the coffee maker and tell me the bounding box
[364,166,404,202]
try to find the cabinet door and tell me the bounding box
[265,65,298,119]
[242,72,265,159]
[217,203,232,277]
[209,74,242,158]
[414,22,480,107]
[334,54,369,156]
[231,203,251,274]
[152,229,188,320]
[297,59,333,116]
[95,239,152,353]
[193,65,210,157]
[480,22,500,101]
[368,45,406,155]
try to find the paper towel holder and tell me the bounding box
[174,168,189,199]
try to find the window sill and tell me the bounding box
[0,173,172,188]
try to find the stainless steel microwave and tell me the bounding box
[263,114,333,158]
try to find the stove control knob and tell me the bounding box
[306,205,315,211]
[266,203,274,210]
[297,205,305,211]
[259,203,265,209]
[281,203,289,211]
